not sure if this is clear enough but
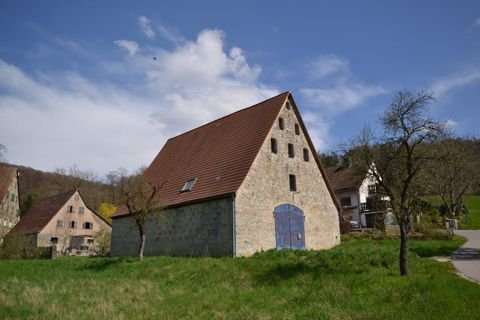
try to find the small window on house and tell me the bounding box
[67,205,75,213]
[69,221,76,229]
[289,174,297,191]
[10,194,15,202]
[50,237,58,245]
[87,239,94,244]
[285,101,291,110]
[181,178,197,192]
[271,138,278,154]
[279,117,284,130]
[295,123,300,135]
[288,143,295,158]
[83,222,93,230]
[303,148,309,162]
[79,207,85,214]
[74,194,79,201]
[340,197,352,207]
[56,220,64,228]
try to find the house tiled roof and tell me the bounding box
[325,166,364,192]
[114,92,339,217]
[9,190,75,235]
[0,164,16,203]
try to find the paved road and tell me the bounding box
[452,230,480,284]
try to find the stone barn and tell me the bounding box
[110,92,340,257]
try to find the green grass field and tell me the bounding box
[462,196,480,229]
[423,195,480,230]
[1,236,478,320]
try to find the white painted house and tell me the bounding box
[326,165,393,228]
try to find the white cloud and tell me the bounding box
[299,54,386,150]
[430,69,480,99]
[301,55,386,114]
[308,54,350,81]
[138,16,155,39]
[114,40,139,56]
[301,84,385,114]
[445,119,458,129]
[0,29,276,175]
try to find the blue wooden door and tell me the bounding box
[274,204,305,250]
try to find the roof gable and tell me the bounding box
[9,190,76,235]
[114,91,340,217]
[0,164,17,203]
[325,166,366,192]
[114,92,290,217]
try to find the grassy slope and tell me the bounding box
[1,237,479,320]
[462,196,480,229]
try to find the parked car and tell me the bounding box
[350,221,362,230]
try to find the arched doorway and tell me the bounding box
[274,204,305,250]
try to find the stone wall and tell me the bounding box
[0,171,20,239]
[234,99,340,256]
[110,197,234,257]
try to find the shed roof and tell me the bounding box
[325,166,365,192]
[9,190,75,235]
[114,91,339,217]
[9,189,110,236]
[0,164,17,203]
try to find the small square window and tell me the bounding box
[289,174,297,192]
[181,178,197,192]
[83,222,93,230]
[50,237,58,245]
[67,205,75,213]
[69,221,76,229]
[303,148,309,162]
[10,194,15,202]
[278,118,284,130]
[79,207,85,214]
[74,194,79,201]
[295,124,300,135]
[285,102,291,110]
[57,220,64,228]
[288,144,295,158]
[271,138,278,154]
[340,197,352,207]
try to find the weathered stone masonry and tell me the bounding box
[110,197,234,257]
[234,101,340,256]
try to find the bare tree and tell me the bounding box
[351,90,444,276]
[118,168,161,261]
[425,138,479,219]
[105,170,121,203]
[0,144,7,162]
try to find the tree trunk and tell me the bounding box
[138,230,146,261]
[399,221,409,276]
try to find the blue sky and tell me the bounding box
[0,1,479,175]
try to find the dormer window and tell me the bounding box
[279,118,284,130]
[181,178,197,192]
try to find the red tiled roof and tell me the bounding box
[325,166,364,192]
[0,165,16,203]
[9,190,75,235]
[113,92,340,217]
